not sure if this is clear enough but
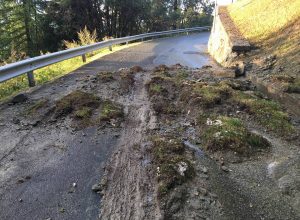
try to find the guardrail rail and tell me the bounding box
[0,26,210,87]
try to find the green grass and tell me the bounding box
[26,99,49,115]
[99,100,123,122]
[286,78,300,94]
[151,136,195,198]
[54,90,100,118]
[232,91,294,134]
[181,82,232,107]
[202,116,270,155]
[0,43,141,101]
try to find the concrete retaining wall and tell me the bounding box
[208,6,251,66]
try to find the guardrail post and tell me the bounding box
[109,45,112,51]
[27,71,36,87]
[126,41,128,45]
[82,54,87,63]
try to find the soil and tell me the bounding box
[0,64,299,220]
[98,65,299,219]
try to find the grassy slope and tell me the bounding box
[227,0,300,42]
[227,0,300,80]
[0,43,140,101]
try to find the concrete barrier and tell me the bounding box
[208,6,251,66]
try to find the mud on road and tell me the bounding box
[0,64,299,220]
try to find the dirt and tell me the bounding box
[97,65,299,219]
[0,63,299,220]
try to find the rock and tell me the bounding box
[234,62,246,77]
[12,118,21,125]
[72,182,77,187]
[199,187,208,196]
[10,93,28,104]
[202,65,213,69]
[190,199,202,210]
[278,175,297,195]
[200,166,208,174]
[17,179,25,184]
[92,184,102,192]
[209,193,218,199]
[19,199,23,203]
[221,166,230,172]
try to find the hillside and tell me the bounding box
[227,0,300,79]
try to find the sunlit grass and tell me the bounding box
[227,0,300,43]
[0,42,141,101]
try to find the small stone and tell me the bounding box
[24,176,31,180]
[11,94,28,104]
[199,174,209,179]
[221,166,230,172]
[59,208,65,213]
[19,199,23,202]
[17,179,25,184]
[209,193,218,199]
[72,182,77,187]
[199,187,208,196]
[92,184,102,192]
[200,167,208,174]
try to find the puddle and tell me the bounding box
[183,140,205,157]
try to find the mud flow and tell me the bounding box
[0,64,299,220]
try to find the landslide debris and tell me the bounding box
[143,65,299,219]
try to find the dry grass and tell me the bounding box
[227,0,300,77]
[227,0,300,43]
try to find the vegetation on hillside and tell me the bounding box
[227,0,300,42]
[227,0,300,86]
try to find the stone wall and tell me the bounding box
[208,6,251,66]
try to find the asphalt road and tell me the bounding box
[0,32,212,220]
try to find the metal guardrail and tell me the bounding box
[0,26,210,86]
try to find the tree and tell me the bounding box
[0,0,214,63]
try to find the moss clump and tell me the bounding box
[272,75,295,83]
[27,99,49,115]
[98,72,114,82]
[202,116,270,155]
[182,82,232,107]
[99,100,123,122]
[74,107,93,119]
[286,79,300,94]
[130,65,144,73]
[54,91,100,118]
[151,137,195,198]
[154,65,170,73]
[149,83,163,94]
[232,91,294,134]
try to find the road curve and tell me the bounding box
[0,32,212,220]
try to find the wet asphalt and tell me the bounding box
[0,32,212,220]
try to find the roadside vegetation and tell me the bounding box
[0,42,139,101]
